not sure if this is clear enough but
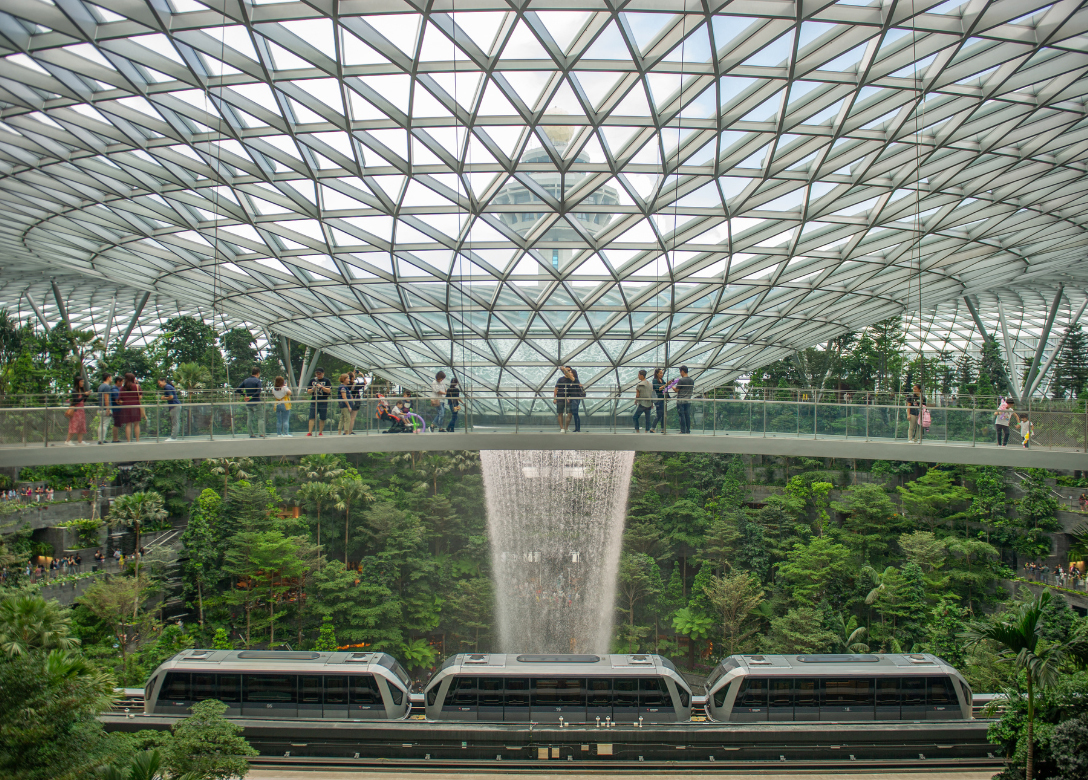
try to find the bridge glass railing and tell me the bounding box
[0,393,1084,452]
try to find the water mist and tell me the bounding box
[480,450,635,654]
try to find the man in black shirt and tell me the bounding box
[236,366,265,438]
[554,366,573,432]
[675,365,695,434]
[307,367,332,436]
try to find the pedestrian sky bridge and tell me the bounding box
[1,396,1082,470]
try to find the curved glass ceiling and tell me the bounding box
[0,1,1085,391]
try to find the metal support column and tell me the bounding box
[1023,284,1064,397]
[996,299,1022,401]
[116,292,151,351]
[24,293,51,333]
[1027,295,1087,397]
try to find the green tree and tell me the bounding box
[162,316,219,370]
[298,454,345,483]
[175,362,211,435]
[333,477,375,565]
[829,612,869,653]
[897,468,970,532]
[211,628,232,650]
[967,465,1008,543]
[313,615,338,651]
[107,491,167,617]
[208,458,255,500]
[703,570,764,657]
[764,607,837,654]
[313,560,403,650]
[82,572,157,675]
[0,593,79,657]
[181,490,223,627]
[161,699,257,780]
[775,537,853,607]
[962,591,1088,780]
[922,599,967,668]
[1014,469,1061,558]
[1051,324,1088,399]
[832,482,899,562]
[616,552,659,634]
[297,481,336,552]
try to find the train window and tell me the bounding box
[614,678,638,708]
[769,679,792,707]
[218,675,240,702]
[300,676,322,704]
[377,654,413,688]
[712,680,732,708]
[876,677,900,706]
[707,659,739,689]
[426,685,439,707]
[555,678,585,706]
[245,675,297,703]
[587,678,611,707]
[325,676,348,704]
[902,678,925,705]
[823,678,873,706]
[639,677,668,708]
[161,672,190,700]
[447,676,477,707]
[388,685,404,706]
[677,685,690,708]
[192,673,217,701]
[505,678,530,708]
[795,679,818,706]
[927,677,956,705]
[531,678,560,707]
[737,677,768,707]
[350,675,382,705]
[478,677,503,706]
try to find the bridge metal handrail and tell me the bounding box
[0,393,1083,453]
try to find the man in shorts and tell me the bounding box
[307,367,332,436]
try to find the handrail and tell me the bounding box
[0,394,1082,453]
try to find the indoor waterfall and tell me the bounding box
[480,450,635,654]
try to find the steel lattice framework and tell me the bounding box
[0,0,1086,392]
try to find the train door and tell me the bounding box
[926,677,959,720]
[242,674,297,718]
[793,678,819,721]
[442,676,477,721]
[875,677,900,720]
[612,677,639,722]
[768,678,793,721]
[503,677,531,722]
[586,678,612,722]
[639,677,670,722]
[323,675,349,719]
[731,677,769,722]
[477,677,504,721]
[901,677,927,720]
[298,675,322,718]
[348,674,385,719]
[531,677,585,723]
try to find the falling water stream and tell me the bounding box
[480,450,635,654]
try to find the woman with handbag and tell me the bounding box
[65,376,90,446]
[445,377,461,432]
[118,372,142,442]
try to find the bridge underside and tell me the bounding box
[1,431,1080,470]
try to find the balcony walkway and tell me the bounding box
[0,426,1082,470]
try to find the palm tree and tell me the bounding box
[830,612,870,653]
[297,481,336,551]
[208,456,255,498]
[107,491,167,619]
[0,593,79,657]
[961,590,1088,780]
[861,564,896,637]
[67,328,103,390]
[299,453,345,483]
[174,361,211,435]
[333,477,374,566]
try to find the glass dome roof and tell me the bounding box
[0,1,1085,391]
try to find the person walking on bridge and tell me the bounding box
[306,368,331,436]
[675,366,694,434]
[236,366,265,439]
[554,366,573,433]
[96,371,114,444]
[634,370,654,432]
[906,384,925,443]
[64,375,90,446]
[994,400,1017,447]
[157,376,181,441]
[430,371,448,432]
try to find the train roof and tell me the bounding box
[433,653,684,677]
[712,653,958,678]
[153,649,408,680]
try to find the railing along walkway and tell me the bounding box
[0,395,1083,470]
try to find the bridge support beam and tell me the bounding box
[963,295,989,342]
[115,292,150,351]
[1022,285,1064,398]
[51,280,70,330]
[996,300,1022,401]
[1027,294,1086,398]
[24,292,50,333]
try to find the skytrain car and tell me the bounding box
[144,649,412,720]
[424,653,692,723]
[705,653,972,722]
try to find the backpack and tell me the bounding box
[921,408,931,428]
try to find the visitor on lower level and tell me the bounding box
[676,365,694,434]
[633,370,653,432]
